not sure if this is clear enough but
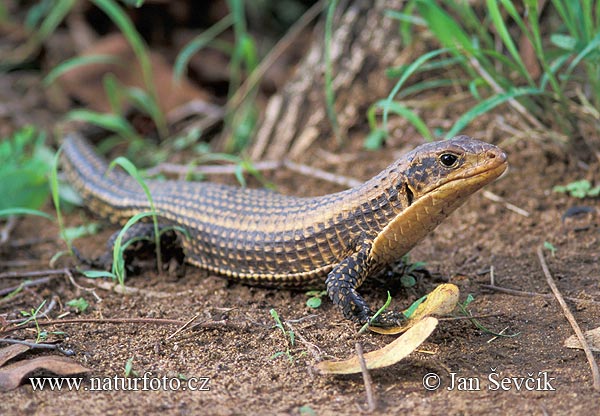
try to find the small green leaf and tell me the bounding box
[400,275,417,288]
[306,297,322,309]
[403,294,427,319]
[81,270,116,279]
[550,34,576,50]
[543,241,557,256]
[66,297,89,313]
[124,357,135,377]
[462,293,475,308]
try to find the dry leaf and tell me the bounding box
[315,316,438,375]
[370,283,459,335]
[0,356,90,391]
[0,344,31,367]
[58,33,210,113]
[564,327,600,352]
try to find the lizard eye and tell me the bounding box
[439,153,459,168]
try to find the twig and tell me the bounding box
[480,284,600,306]
[145,160,281,177]
[482,191,530,217]
[1,317,186,335]
[65,268,102,303]
[0,215,18,245]
[487,326,509,343]
[283,159,361,188]
[38,296,58,319]
[166,312,201,341]
[0,277,54,296]
[537,246,600,391]
[285,321,322,361]
[8,237,55,248]
[0,338,74,355]
[355,342,377,413]
[438,314,501,321]
[0,268,70,280]
[145,159,362,189]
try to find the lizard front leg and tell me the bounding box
[325,242,405,326]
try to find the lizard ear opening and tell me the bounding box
[404,183,414,206]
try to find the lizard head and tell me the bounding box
[401,136,508,199]
[369,136,507,265]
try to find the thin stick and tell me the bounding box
[482,191,530,217]
[0,338,74,355]
[0,277,54,296]
[480,284,600,306]
[0,268,70,280]
[0,215,18,245]
[283,159,361,188]
[146,158,363,189]
[285,321,322,361]
[0,317,186,335]
[65,268,102,303]
[469,56,544,130]
[537,246,600,391]
[166,312,202,341]
[145,160,281,177]
[355,342,377,412]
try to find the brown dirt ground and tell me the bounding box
[1,124,600,415]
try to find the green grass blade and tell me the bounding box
[34,0,76,42]
[50,144,69,251]
[44,54,121,86]
[0,208,53,220]
[486,0,534,85]
[382,48,448,134]
[446,87,543,138]
[324,0,340,143]
[65,110,140,142]
[415,0,476,55]
[174,13,233,80]
[111,211,156,284]
[90,0,166,138]
[563,32,600,78]
[108,157,163,275]
[375,100,433,142]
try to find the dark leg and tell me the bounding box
[326,245,405,326]
[326,248,373,324]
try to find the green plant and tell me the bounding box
[0,127,53,212]
[269,308,296,362]
[553,179,600,198]
[358,291,393,334]
[544,241,558,256]
[124,356,138,377]
[368,0,600,147]
[457,294,519,338]
[17,300,48,343]
[324,0,340,143]
[66,297,90,313]
[305,290,328,309]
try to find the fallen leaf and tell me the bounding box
[0,356,90,391]
[564,327,600,352]
[0,344,31,367]
[370,283,459,335]
[57,33,210,114]
[315,316,438,375]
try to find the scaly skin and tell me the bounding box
[62,134,507,325]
